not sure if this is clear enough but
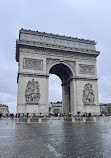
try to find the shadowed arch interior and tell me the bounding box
[49,63,73,83]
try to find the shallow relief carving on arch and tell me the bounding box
[46,58,76,76]
[25,79,40,104]
[82,83,95,105]
[23,58,43,70]
[79,64,95,75]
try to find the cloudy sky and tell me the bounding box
[0,0,111,113]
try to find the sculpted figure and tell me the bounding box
[83,83,94,105]
[25,79,40,104]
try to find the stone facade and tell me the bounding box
[16,29,100,115]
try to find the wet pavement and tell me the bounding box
[0,118,111,158]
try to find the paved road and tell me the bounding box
[0,118,111,158]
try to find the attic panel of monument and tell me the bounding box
[16,29,100,62]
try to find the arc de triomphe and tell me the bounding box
[16,29,100,115]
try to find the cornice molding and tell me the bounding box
[61,76,98,86]
[16,40,100,62]
[20,28,96,45]
[72,76,98,80]
[17,72,49,83]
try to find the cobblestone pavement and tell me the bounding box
[0,118,111,158]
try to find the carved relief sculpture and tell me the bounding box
[25,79,40,104]
[46,58,60,69]
[79,64,95,75]
[23,58,43,70]
[46,58,75,73]
[83,83,94,105]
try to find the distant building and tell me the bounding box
[49,102,63,115]
[100,103,111,115]
[0,104,9,116]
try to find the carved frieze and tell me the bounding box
[46,58,60,69]
[25,79,40,104]
[23,58,43,70]
[46,58,75,73]
[83,83,95,105]
[20,48,96,61]
[79,64,95,75]
[64,60,76,73]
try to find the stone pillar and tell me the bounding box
[62,86,65,114]
[93,117,97,122]
[27,118,30,123]
[16,118,19,123]
[61,117,64,123]
[38,117,42,123]
[46,77,49,115]
[62,85,67,114]
[63,84,70,114]
[72,116,75,122]
[50,116,53,123]
[83,117,86,122]
[6,118,8,124]
[17,75,49,115]
[70,79,77,115]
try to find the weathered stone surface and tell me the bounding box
[79,64,95,75]
[23,58,43,70]
[16,29,100,115]
[25,79,40,104]
[83,83,95,105]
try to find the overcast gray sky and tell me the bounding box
[0,0,111,113]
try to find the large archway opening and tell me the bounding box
[49,74,62,102]
[49,74,62,115]
[49,63,73,115]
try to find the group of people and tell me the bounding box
[16,113,29,118]
[0,113,14,118]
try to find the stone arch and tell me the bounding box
[49,63,73,82]
[16,29,100,116]
[47,59,75,79]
